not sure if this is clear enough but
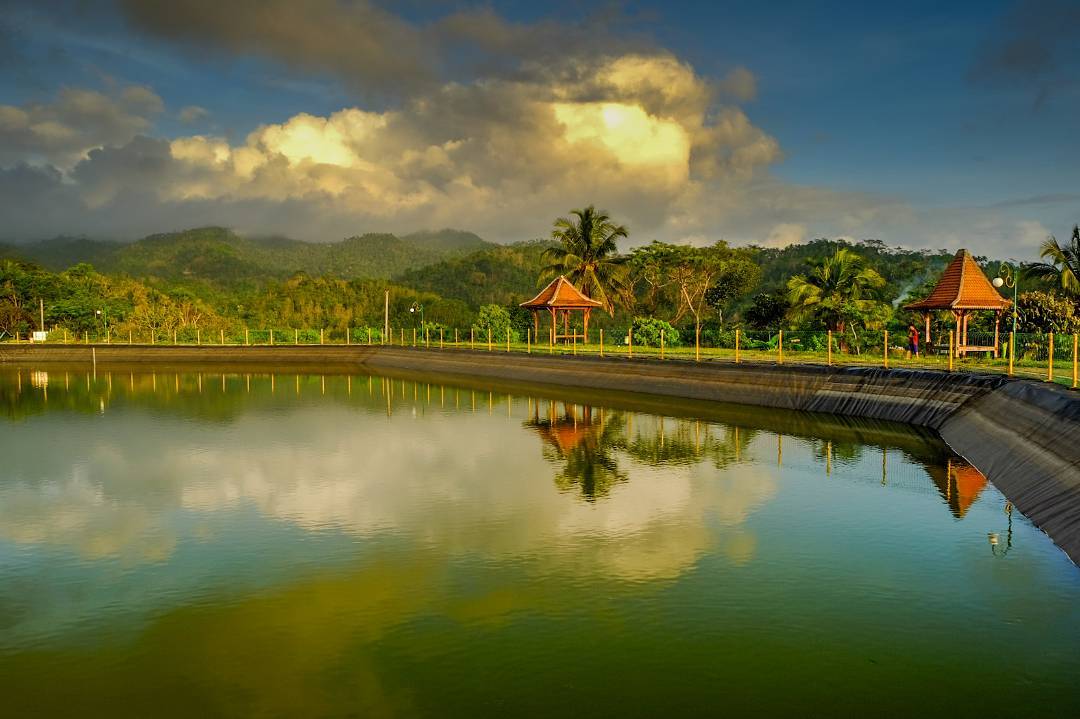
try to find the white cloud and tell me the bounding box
[0,84,163,167]
[762,222,808,248]
[177,105,209,124]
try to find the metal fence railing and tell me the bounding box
[6,326,1079,389]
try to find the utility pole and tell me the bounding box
[384,289,389,344]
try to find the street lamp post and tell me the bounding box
[992,262,1018,337]
[95,308,108,340]
[409,302,424,332]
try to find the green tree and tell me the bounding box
[541,205,630,313]
[473,304,515,342]
[1016,291,1080,334]
[786,248,886,335]
[631,317,680,347]
[745,292,788,329]
[703,257,761,324]
[1028,224,1080,296]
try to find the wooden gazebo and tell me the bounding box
[904,249,1010,357]
[521,276,603,344]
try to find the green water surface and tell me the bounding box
[1,367,1078,717]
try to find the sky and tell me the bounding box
[0,0,1077,257]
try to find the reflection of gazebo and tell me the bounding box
[904,249,1011,357]
[520,276,603,344]
[927,460,988,518]
[526,403,597,453]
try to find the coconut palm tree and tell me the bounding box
[1028,224,1080,296]
[786,247,886,334]
[540,205,630,314]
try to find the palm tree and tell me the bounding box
[540,205,630,314]
[1028,224,1080,296]
[786,248,886,334]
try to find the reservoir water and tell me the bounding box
[1,367,1078,717]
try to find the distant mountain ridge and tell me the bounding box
[6,227,493,286]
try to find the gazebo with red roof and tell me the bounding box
[904,249,1011,357]
[520,276,604,344]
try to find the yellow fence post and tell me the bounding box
[948,330,954,371]
[695,326,700,362]
[526,328,530,354]
[269,329,274,345]
[320,328,324,345]
[506,327,510,353]
[294,329,298,345]
[487,328,492,352]
[778,330,784,365]
[628,329,633,358]
[245,328,249,346]
[827,330,832,366]
[1008,332,1015,376]
[412,327,416,347]
[883,330,889,369]
[471,328,475,349]
[1048,332,1055,383]
[220,329,225,345]
[735,328,741,364]
[661,329,665,360]
[454,328,459,346]
[1073,333,1078,389]
[600,329,604,357]
[441,328,444,349]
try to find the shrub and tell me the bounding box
[631,317,680,347]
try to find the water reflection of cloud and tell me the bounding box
[1,401,779,583]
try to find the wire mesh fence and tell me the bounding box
[7,324,1080,388]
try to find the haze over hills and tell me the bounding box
[6,227,493,286]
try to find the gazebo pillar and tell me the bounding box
[923,312,931,346]
[954,311,962,357]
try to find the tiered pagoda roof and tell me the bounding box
[520,276,604,310]
[905,249,1010,311]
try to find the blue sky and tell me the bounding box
[0,0,1077,256]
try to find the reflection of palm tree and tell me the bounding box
[526,403,627,501]
[811,439,863,465]
[625,419,756,469]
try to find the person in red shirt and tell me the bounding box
[908,324,920,358]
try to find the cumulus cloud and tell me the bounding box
[716,66,757,102]
[0,53,786,243]
[177,105,209,124]
[0,84,163,167]
[116,0,655,99]
[118,0,434,96]
[762,223,808,248]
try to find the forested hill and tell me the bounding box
[747,238,957,298]
[393,240,556,308]
[6,227,493,286]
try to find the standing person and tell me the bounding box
[908,324,920,358]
